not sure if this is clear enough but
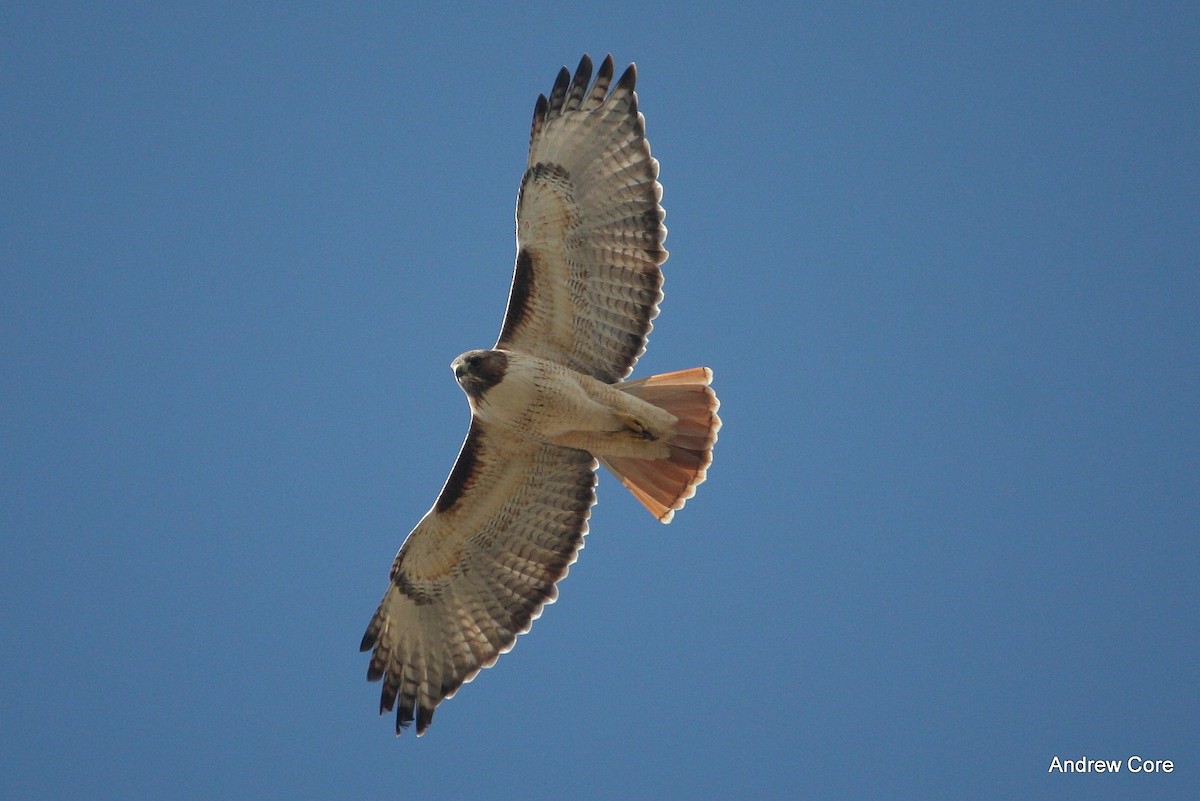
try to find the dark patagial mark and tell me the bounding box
[497,248,535,346]
[435,421,486,513]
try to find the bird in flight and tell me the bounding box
[360,54,721,736]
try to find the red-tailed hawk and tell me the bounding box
[360,54,721,735]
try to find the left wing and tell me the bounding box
[496,54,667,383]
[360,421,597,735]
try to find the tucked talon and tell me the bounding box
[621,414,659,441]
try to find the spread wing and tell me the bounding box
[360,421,597,735]
[497,54,667,383]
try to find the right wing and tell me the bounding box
[360,420,597,735]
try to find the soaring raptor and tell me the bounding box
[360,54,721,735]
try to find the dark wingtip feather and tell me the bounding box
[379,681,398,714]
[616,62,637,93]
[565,54,593,111]
[359,624,378,653]
[574,53,593,84]
[613,62,640,120]
[396,699,415,735]
[416,704,435,736]
[546,65,571,115]
[584,54,615,110]
[529,93,549,150]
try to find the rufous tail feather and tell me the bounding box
[600,367,721,523]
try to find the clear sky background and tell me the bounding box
[3,3,1197,799]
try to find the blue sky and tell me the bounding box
[3,3,1197,799]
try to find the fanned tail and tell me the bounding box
[600,367,721,523]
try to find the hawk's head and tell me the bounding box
[451,349,509,400]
